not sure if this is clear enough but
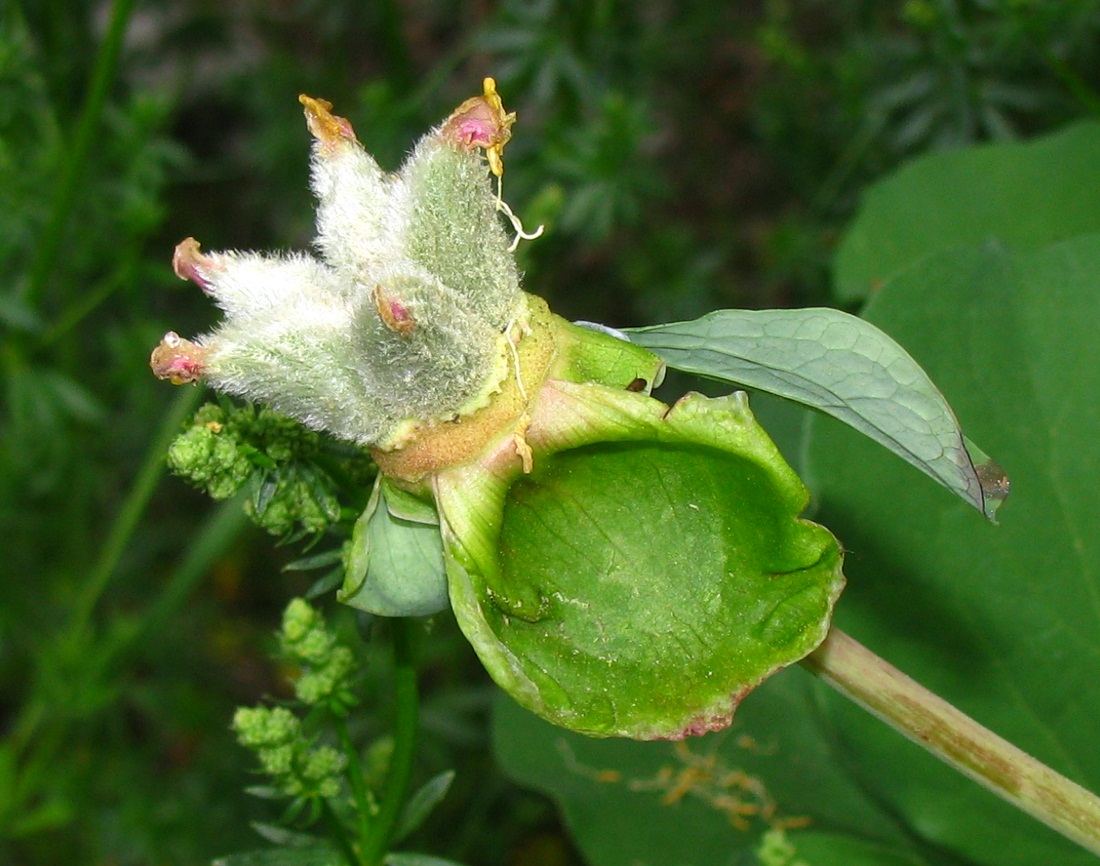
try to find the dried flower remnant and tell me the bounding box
[150,332,206,384]
[443,78,516,178]
[171,237,216,292]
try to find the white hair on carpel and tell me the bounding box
[202,251,344,321]
[309,137,392,281]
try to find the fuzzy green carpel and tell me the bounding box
[370,292,554,483]
[151,87,524,450]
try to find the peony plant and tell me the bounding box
[153,80,1100,859]
[153,78,847,740]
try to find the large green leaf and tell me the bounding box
[493,665,934,866]
[803,237,1100,865]
[833,121,1100,301]
[628,309,1006,519]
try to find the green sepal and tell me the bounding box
[436,383,844,739]
[340,476,448,617]
[551,318,666,393]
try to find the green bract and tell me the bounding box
[435,381,844,739]
[341,476,449,617]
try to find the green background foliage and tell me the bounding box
[3,1,1100,864]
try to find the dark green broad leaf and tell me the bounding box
[782,834,929,866]
[804,237,1100,866]
[833,121,1100,301]
[493,665,934,866]
[212,845,339,866]
[384,854,469,866]
[437,385,844,739]
[628,310,1007,520]
[339,477,447,617]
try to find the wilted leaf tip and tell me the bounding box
[975,456,1010,520]
[961,435,1009,521]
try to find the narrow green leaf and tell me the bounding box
[0,292,42,331]
[392,770,455,844]
[384,853,469,866]
[283,549,344,572]
[7,797,72,838]
[243,785,287,801]
[249,823,323,848]
[629,308,1007,519]
[304,567,344,599]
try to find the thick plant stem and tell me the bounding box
[802,628,1100,856]
[334,715,373,856]
[361,619,419,865]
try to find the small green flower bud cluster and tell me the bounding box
[166,403,253,499]
[231,705,347,801]
[167,402,373,535]
[231,600,362,809]
[279,598,358,714]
